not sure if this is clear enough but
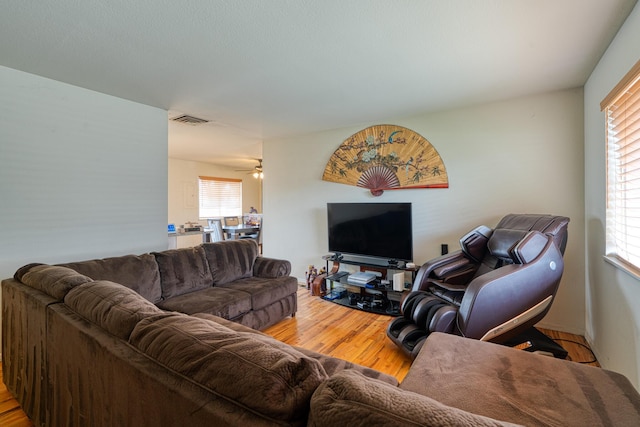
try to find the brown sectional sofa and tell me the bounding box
[3,240,640,426]
[58,239,297,330]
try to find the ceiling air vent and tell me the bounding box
[170,114,209,125]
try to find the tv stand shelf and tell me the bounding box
[320,254,418,316]
[323,254,414,271]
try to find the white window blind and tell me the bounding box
[198,176,242,218]
[602,59,640,272]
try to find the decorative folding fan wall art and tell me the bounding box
[322,125,448,196]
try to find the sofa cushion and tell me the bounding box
[153,246,213,299]
[217,276,298,310]
[156,286,252,319]
[64,280,164,340]
[309,370,516,427]
[202,240,258,285]
[17,264,93,300]
[59,254,163,303]
[129,314,328,424]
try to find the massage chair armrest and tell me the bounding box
[411,225,491,292]
[425,279,466,292]
[411,251,478,292]
[456,236,564,341]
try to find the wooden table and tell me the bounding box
[222,225,259,240]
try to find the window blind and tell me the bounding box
[603,59,640,271]
[198,176,242,218]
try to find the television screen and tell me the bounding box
[327,202,413,263]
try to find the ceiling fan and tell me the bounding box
[236,159,263,179]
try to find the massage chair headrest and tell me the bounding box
[487,229,550,264]
[494,214,570,255]
[459,214,569,265]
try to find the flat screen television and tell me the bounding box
[327,202,413,264]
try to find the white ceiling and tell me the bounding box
[1,0,637,169]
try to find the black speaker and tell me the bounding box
[441,244,448,255]
[348,293,358,305]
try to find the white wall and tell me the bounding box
[584,2,640,388]
[263,88,585,334]
[168,158,262,228]
[0,66,168,357]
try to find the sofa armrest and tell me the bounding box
[253,256,291,278]
[308,370,516,427]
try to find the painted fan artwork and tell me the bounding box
[322,125,448,196]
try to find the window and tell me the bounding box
[198,176,242,218]
[602,59,640,272]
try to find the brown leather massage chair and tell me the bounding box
[387,214,570,359]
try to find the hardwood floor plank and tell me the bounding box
[264,286,601,379]
[538,327,600,367]
[265,286,415,380]
[0,284,599,426]
[0,370,34,427]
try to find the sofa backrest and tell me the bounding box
[59,254,163,303]
[129,313,328,424]
[64,280,165,340]
[309,370,515,427]
[46,301,275,426]
[17,240,263,306]
[201,239,259,285]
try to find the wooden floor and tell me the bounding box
[0,285,598,426]
[0,373,33,427]
[263,286,600,381]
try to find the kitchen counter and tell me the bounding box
[168,230,204,249]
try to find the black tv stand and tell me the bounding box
[325,254,408,270]
[320,254,418,316]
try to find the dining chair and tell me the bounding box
[207,219,225,242]
[239,219,262,253]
